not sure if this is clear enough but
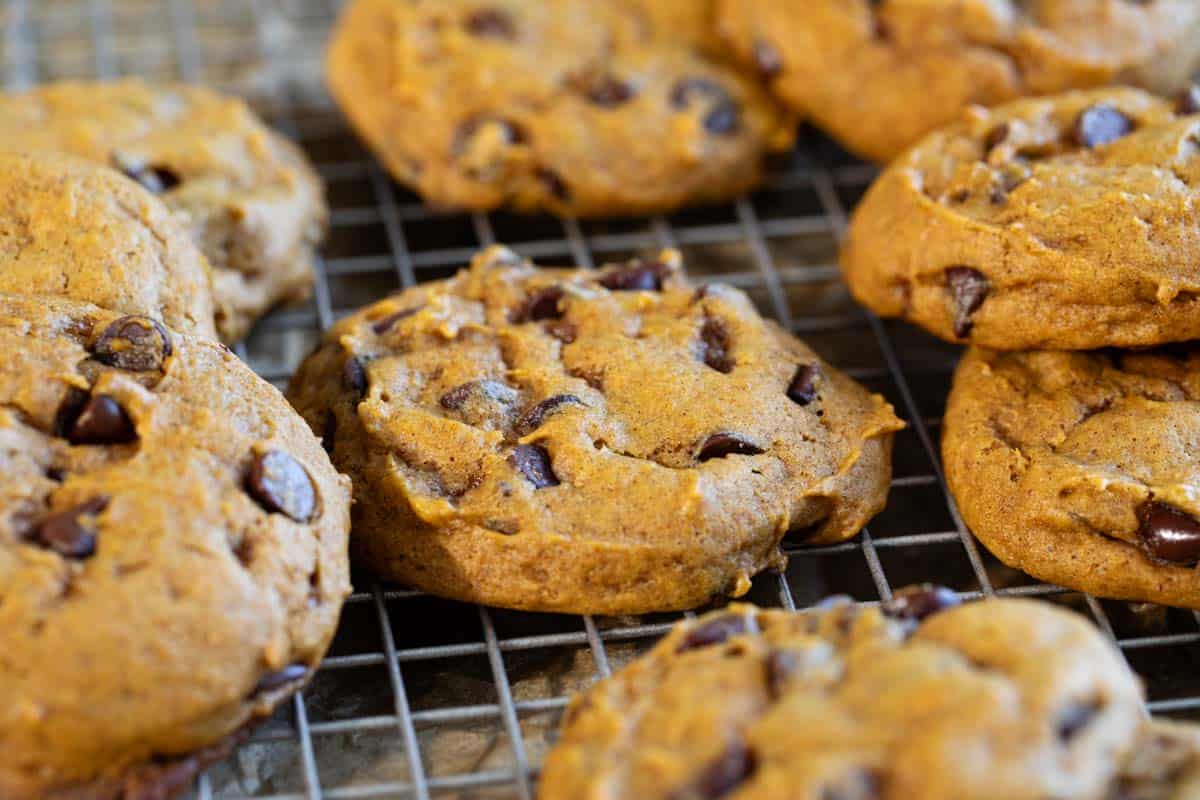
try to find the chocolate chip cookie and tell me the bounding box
[944,345,1200,610]
[0,293,351,798]
[288,246,902,615]
[0,79,327,342]
[540,591,1198,800]
[843,87,1200,351]
[325,0,795,217]
[0,150,217,339]
[717,0,1200,162]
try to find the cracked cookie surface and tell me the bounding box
[540,594,1200,800]
[325,0,794,217]
[944,345,1200,609]
[0,293,351,798]
[288,246,901,614]
[717,0,1200,162]
[0,150,217,339]
[842,87,1200,350]
[0,79,327,342]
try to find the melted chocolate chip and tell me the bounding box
[697,433,764,462]
[678,613,756,652]
[945,267,989,339]
[700,318,734,373]
[516,394,584,435]
[91,315,173,372]
[1056,700,1102,742]
[583,74,635,107]
[246,450,318,523]
[371,305,423,334]
[674,742,756,800]
[68,394,137,445]
[510,444,559,488]
[517,286,565,321]
[1073,105,1135,148]
[670,77,741,135]
[32,496,109,559]
[54,387,90,438]
[597,260,668,291]
[882,584,961,624]
[1176,85,1200,115]
[252,664,309,694]
[546,320,577,344]
[113,154,181,194]
[983,122,1010,153]
[753,39,783,78]
[439,379,518,413]
[343,356,367,398]
[536,167,571,202]
[787,364,820,406]
[463,7,515,39]
[1137,503,1200,565]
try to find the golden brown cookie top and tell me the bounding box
[0,150,217,338]
[717,0,1200,162]
[326,0,794,216]
[0,293,351,798]
[0,79,327,341]
[842,87,1200,351]
[289,246,902,614]
[540,593,1177,800]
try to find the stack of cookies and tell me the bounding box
[0,83,352,797]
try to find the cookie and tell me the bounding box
[325,0,795,217]
[288,246,902,615]
[842,87,1200,351]
[0,150,217,339]
[0,293,351,798]
[0,79,327,342]
[943,345,1200,610]
[540,591,1190,800]
[716,0,1200,163]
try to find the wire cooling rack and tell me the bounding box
[6,1,1200,798]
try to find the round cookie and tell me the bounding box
[0,150,216,339]
[842,87,1200,351]
[944,345,1200,610]
[0,79,327,342]
[325,0,795,217]
[539,592,1190,800]
[716,0,1200,163]
[0,293,351,798]
[288,246,902,615]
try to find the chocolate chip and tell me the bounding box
[546,320,577,344]
[510,444,559,488]
[753,39,783,78]
[516,286,565,321]
[371,305,423,334]
[597,260,668,291]
[246,450,318,523]
[1073,105,1134,148]
[1137,502,1200,565]
[670,77,741,135]
[322,412,337,453]
[453,115,527,155]
[113,154,181,194]
[252,664,309,695]
[516,394,584,435]
[674,742,756,800]
[536,167,571,202]
[54,387,90,438]
[766,649,798,699]
[91,315,173,372]
[1177,85,1200,115]
[882,584,961,623]
[32,496,109,559]
[463,7,515,39]
[787,364,820,406]
[697,433,764,462]
[945,267,989,339]
[67,394,137,445]
[700,318,734,373]
[582,74,635,107]
[343,356,367,398]
[983,122,1010,153]
[1056,700,1102,742]
[678,613,757,652]
[439,379,519,412]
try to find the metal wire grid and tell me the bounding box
[6,1,1200,798]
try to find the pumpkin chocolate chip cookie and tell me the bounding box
[716,0,1200,162]
[0,79,327,342]
[540,591,1200,800]
[325,0,795,217]
[843,87,1200,351]
[288,246,902,615]
[0,293,351,798]
[944,345,1200,610]
[0,150,217,339]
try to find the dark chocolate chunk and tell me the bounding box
[670,77,741,135]
[882,584,961,623]
[439,379,518,412]
[698,433,765,462]
[510,444,559,488]
[91,315,173,372]
[343,356,367,398]
[945,267,989,339]
[536,167,571,202]
[597,260,668,291]
[674,742,756,800]
[54,387,90,438]
[32,496,109,559]
[371,305,423,334]
[246,450,318,523]
[517,286,566,321]
[787,364,820,406]
[113,154,181,194]
[583,74,635,107]
[1073,105,1135,148]
[700,318,734,373]
[678,613,757,652]
[1137,502,1200,565]
[67,394,137,445]
[516,394,584,435]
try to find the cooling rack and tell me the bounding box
[5,1,1200,797]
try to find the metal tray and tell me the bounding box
[6,2,1200,798]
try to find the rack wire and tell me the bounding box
[6,1,1200,797]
